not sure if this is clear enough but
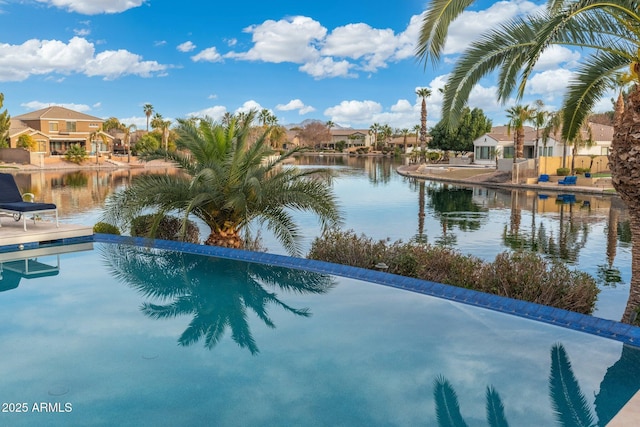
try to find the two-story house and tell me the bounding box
[9,106,112,156]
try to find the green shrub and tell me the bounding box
[131,214,200,243]
[93,222,121,235]
[574,167,591,175]
[307,230,599,314]
[64,144,88,164]
[556,167,571,176]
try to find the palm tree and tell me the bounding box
[258,108,271,127]
[102,110,342,256]
[416,0,640,323]
[143,104,154,132]
[369,122,381,151]
[531,100,549,175]
[121,123,137,163]
[505,104,533,160]
[543,110,565,168]
[399,128,410,153]
[416,88,432,150]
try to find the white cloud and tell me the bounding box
[84,49,167,80]
[394,14,424,61]
[35,0,146,15]
[21,101,92,112]
[118,115,147,128]
[275,99,316,114]
[322,23,398,71]
[299,57,355,79]
[191,47,222,63]
[235,100,263,114]
[324,100,383,126]
[526,69,575,100]
[0,37,167,81]
[74,28,90,37]
[0,37,94,81]
[187,106,228,122]
[222,14,423,78]
[533,46,581,71]
[227,16,326,63]
[177,41,196,53]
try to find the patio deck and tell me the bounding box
[0,216,93,250]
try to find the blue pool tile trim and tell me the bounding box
[93,234,640,348]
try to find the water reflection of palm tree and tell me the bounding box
[433,343,626,426]
[597,207,623,287]
[102,244,336,354]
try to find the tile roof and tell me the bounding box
[13,106,103,122]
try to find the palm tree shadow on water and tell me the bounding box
[101,244,336,355]
[434,343,640,426]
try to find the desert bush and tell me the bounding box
[478,252,598,314]
[131,214,200,243]
[308,230,599,314]
[93,221,121,235]
[308,229,388,268]
[556,167,571,176]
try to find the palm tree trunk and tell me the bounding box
[205,228,243,249]
[611,87,640,323]
[621,213,640,323]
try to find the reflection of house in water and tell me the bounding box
[0,243,93,292]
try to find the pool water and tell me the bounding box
[1,240,638,426]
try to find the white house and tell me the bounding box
[473,122,612,165]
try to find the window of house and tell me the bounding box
[503,147,515,158]
[66,121,77,132]
[49,122,59,132]
[37,140,47,152]
[89,123,99,128]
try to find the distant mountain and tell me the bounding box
[284,119,351,130]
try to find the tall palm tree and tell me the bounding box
[543,110,565,168]
[416,0,640,322]
[505,104,533,160]
[416,88,432,150]
[531,100,549,174]
[143,104,154,132]
[102,110,342,256]
[399,128,410,153]
[121,123,137,163]
[369,122,381,151]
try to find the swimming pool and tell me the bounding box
[1,236,639,426]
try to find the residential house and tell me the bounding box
[473,122,612,165]
[9,106,112,156]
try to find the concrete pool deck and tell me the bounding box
[397,164,616,195]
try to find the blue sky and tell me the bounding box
[0,0,613,130]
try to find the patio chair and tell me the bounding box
[0,173,58,231]
[538,174,550,183]
[558,175,578,185]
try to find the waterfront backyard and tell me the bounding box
[8,155,631,322]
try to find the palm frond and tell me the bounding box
[563,49,628,141]
[434,376,469,427]
[486,386,509,427]
[416,0,477,67]
[548,343,596,427]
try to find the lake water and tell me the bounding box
[10,155,632,321]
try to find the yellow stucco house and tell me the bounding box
[9,106,112,156]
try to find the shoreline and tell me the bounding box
[396,164,617,196]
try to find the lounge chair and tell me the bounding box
[538,174,550,183]
[558,175,578,185]
[0,173,58,231]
